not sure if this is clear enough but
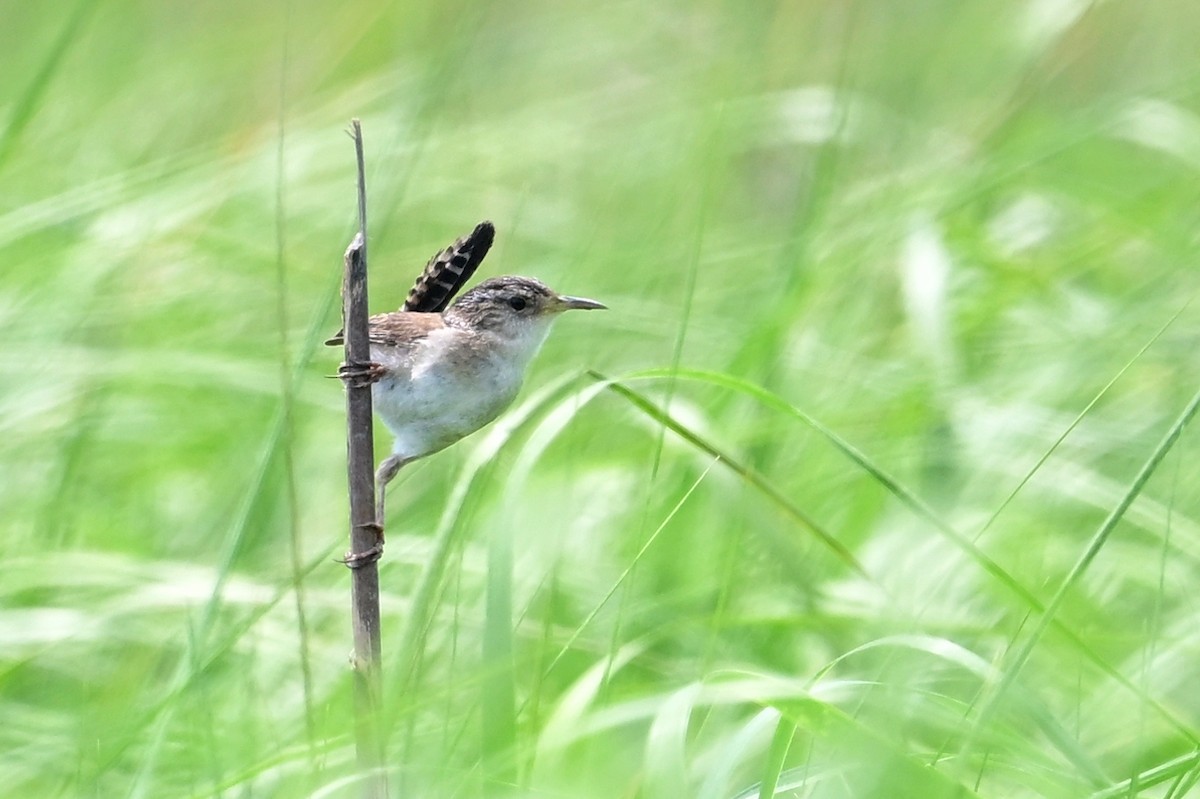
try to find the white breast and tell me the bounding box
[370,322,552,460]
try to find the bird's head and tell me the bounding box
[446,276,605,347]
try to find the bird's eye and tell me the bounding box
[508,296,527,311]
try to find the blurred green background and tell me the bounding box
[3,1,1200,797]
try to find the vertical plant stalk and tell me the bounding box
[342,118,387,798]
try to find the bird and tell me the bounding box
[327,221,605,558]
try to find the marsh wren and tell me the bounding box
[327,221,605,545]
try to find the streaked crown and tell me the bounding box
[445,276,560,332]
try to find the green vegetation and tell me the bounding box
[3,1,1199,796]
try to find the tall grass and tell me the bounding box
[3,1,1200,797]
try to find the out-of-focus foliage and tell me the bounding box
[2,1,1199,796]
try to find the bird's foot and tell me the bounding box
[341,544,383,568]
[341,520,385,568]
[334,360,386,388]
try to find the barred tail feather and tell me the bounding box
[402,221,496,313]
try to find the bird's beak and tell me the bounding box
[556,294,607,311]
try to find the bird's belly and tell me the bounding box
[370,345,520,459]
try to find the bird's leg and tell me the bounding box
[342,454,411,568]
[374,453,413,527]
[336,360,387,388]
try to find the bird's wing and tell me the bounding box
[401,221,495,313]
[323,311,447,348]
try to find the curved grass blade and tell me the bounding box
[589,371,867,576]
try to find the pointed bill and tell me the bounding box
[556,294,607,311]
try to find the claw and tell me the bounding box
[337,360,386,388]
[340,543,383,568]
[341,520,384,568]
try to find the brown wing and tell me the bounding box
[323,311,447,347]
[401,221,495,313]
